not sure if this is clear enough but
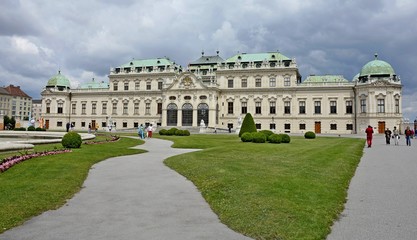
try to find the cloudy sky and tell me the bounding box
[1,0,416,121]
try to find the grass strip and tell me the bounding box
[0,135,144,233]
[161,134,364,240]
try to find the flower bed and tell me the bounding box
[0,149,72,173]
[84,135,120,145]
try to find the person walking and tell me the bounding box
[384,128,392,144]
[393,126,399,145]
[138,124,145,139]
[147,125,153,138]
[365,125,374,148]
[405,126,412,146]
[88,124,92,134]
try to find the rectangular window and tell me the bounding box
[255,123,261,129]
[112,102,117,115]
[255,78,261,87]
[299,123,306,130]
[270,123,276,130]
[81,122,86,127]
[330,101,337,114]
[135,81,140,90]
[157,103,162,114]
[72,103,76,115]
[57,103,63,114]
[145,103,150,114]
[241,79,247,88]
[113,82,118,91]
[360,99,366,113]
[102,102,107,115]
[284,123,291,130]
[134,122,138,128]
[395,99,400,113]
[146,82,151,90]
[228,102,234,114]
[255,102,262,114]
[241,102,247,114]
[284,101,291,114]
[46,103,50,113]
[314,101,321,114]
[346,124,353,130]
[82,103,86,115]
[123,102,128,115]
[377,99,385,113]
[134,102,139,115]
[57,121,63,127]
[284,76,290,86]
[270,101,276,114]
[228,79,234,88]
[123,122,127,128]
[102,122,107,128]
[124,82,129,91]
[346,100,353,114]
[269,78,276,87]
[158,81,163,90]
[299,101,306,114]
[330,124,337,130]
[92,103,97,115]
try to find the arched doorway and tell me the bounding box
[182,103,193,126]
[197,103,209,126]
[167,103,178,126]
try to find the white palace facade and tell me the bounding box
[41,51,403,134]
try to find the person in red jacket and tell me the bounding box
[365,125,374,148]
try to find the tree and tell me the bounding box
[238,113,257,137]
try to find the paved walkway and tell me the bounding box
[327,135,417,240]
[0,138,251,240]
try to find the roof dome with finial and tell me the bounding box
[46,71,71,88]
[359,53,395,77]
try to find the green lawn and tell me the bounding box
[160,134,365,240]
[0,134,145,233]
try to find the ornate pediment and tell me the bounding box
[371,79,389,86]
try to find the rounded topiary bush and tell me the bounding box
[259,130,274,140]
[35,127,46,131]
[268,134,282,144]
[167,128,178,136]
[13,127,26,131]
[62,131,82,148]
[241,132,253,142]
[252,132,266,143]
[182,130,190,136]
[27,126,36,131]
[279,134,291,143]
[159,129,168,135]
[304,131,316,139]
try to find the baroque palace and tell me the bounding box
[41,51,402,134]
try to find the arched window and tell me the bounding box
[167,103,178,126]
[197,103,209,126]
[182,103,193,126]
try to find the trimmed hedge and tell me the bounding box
[62,132,82,148]
[239,113,257,137]
[259,130,274,140]
[13,127,26,131]
[304,131,316,139]
[268,134,282,144]
[36,127,46,131]
[252,132,266,143]
[240,132,253,142]
[159,128,190,136]
[279,134,291,143]
[27,126,36,131]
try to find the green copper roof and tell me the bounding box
[226,52,291,63]
[47,71,71,88]
[359,54,395,77]
[190,55,224,65]
[118,58,175,68]
[302,75,349,84]
[79,79,109,89]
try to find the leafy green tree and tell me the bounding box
[238,113,257,137]
[10,117,16,129]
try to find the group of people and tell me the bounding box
[138,124,154,139]
[366,125,415,148]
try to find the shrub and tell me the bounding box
[35,127,46,131]
[167,128,178,136]
[13,127,26,131]
[182,130,190,136]
[279,134,291,143]
[159,129,168,135]
[240,132,253,142]
[268,134,282,144]
[259,130,274,140]
[252,132,266,143]
[304,131,316,139]
[62,132,82,148]
[239,113,257,137]
[27,126,36,131]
